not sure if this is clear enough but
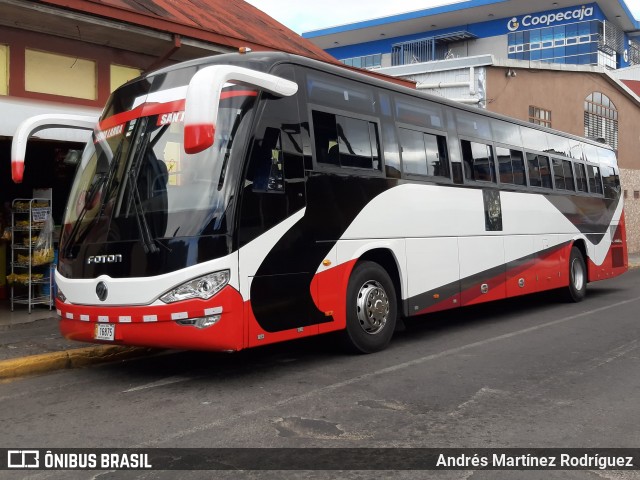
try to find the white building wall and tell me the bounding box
[402,66,487,107]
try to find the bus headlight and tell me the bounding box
[160,270,230,303]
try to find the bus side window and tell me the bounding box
[461,140,495,183]
[312,110,380,171]
[526,152,551,188]
[398,127,427,176]
[398,127,449,178]
[562,159,575,191]
[602,166,620,199]
[381,122,401,178]
[246,127,285,193]
[538,155,552,189]
[552,158,566,190]
[575,163,588,192]
[429,134,450,178]
[312,110,338,165]
[587,165,603,195]
[497,147,525,186]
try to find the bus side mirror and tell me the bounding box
[183,65,298,155]
[11,114,97,183]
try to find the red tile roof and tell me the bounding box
[622,80,640,97]
[41,0,337,62]
[41,0,415,88]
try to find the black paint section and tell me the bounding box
[249,173,398,332]
[545,193,619,245]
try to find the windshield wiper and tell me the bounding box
[62,140,123,258]
[126,126,160,254]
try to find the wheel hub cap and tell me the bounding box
[356,280,389,335]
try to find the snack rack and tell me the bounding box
[9,198,54,312]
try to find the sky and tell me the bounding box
[245,0,640,34]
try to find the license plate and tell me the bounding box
[94,323,115,341]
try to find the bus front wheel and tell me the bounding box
[341,261,397,354]
[565,246,587,302]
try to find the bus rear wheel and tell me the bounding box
[340,261,397,354]
[565,246,587,302]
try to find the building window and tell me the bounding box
[110,65,142,92]
[529,106,551,128]
[0,44,7,95]
[584,92,618,150]
[508,20,601,66]
[25,49,97,100]
[341,54,382,69]
[635,191,640,199]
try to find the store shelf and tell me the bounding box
[10,198,54,313]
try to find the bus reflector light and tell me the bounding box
[160,270,230,303]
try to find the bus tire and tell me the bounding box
[340,261,397,354]
[565,246,587,302]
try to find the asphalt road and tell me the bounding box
[3,269,640,480]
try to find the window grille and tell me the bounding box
[584,92,618,150]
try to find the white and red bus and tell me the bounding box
[11,52,627,353]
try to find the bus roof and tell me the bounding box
[134,51,614,153]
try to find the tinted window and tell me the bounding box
[521,127,549,152]
[456,112,492,140]
[552,158,575,191]
[497,147,526,185]
[547,135,571,157]
[602,166,620,199]
[575,163,588,192]
[527,152,552,189]
[382,122,401,178]
[598,147,617,168]
[587,165,603,194]
[563,160,575,191]
[398,127,450,178]
[568,139,583,159]
[312,110,380,170]
[552,158,566,190]
[307,71,375,114]
[399,128,427,176]
[461,140,495,182]
[582,143,599,163]
[396,98,444,130]
[337,116,375,169]
[492,120,522,146]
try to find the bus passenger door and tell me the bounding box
[237,66,323,347]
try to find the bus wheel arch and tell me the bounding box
[340,250,401,353]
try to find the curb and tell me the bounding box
[0,345,158,380]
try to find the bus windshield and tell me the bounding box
[61,87,257,258]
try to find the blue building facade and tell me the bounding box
[304,1,640,71]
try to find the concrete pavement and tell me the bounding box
[0,303,158,380]
[1,253,639,380]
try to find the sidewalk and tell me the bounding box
[1,253,639,380]
[0,301,157,379]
